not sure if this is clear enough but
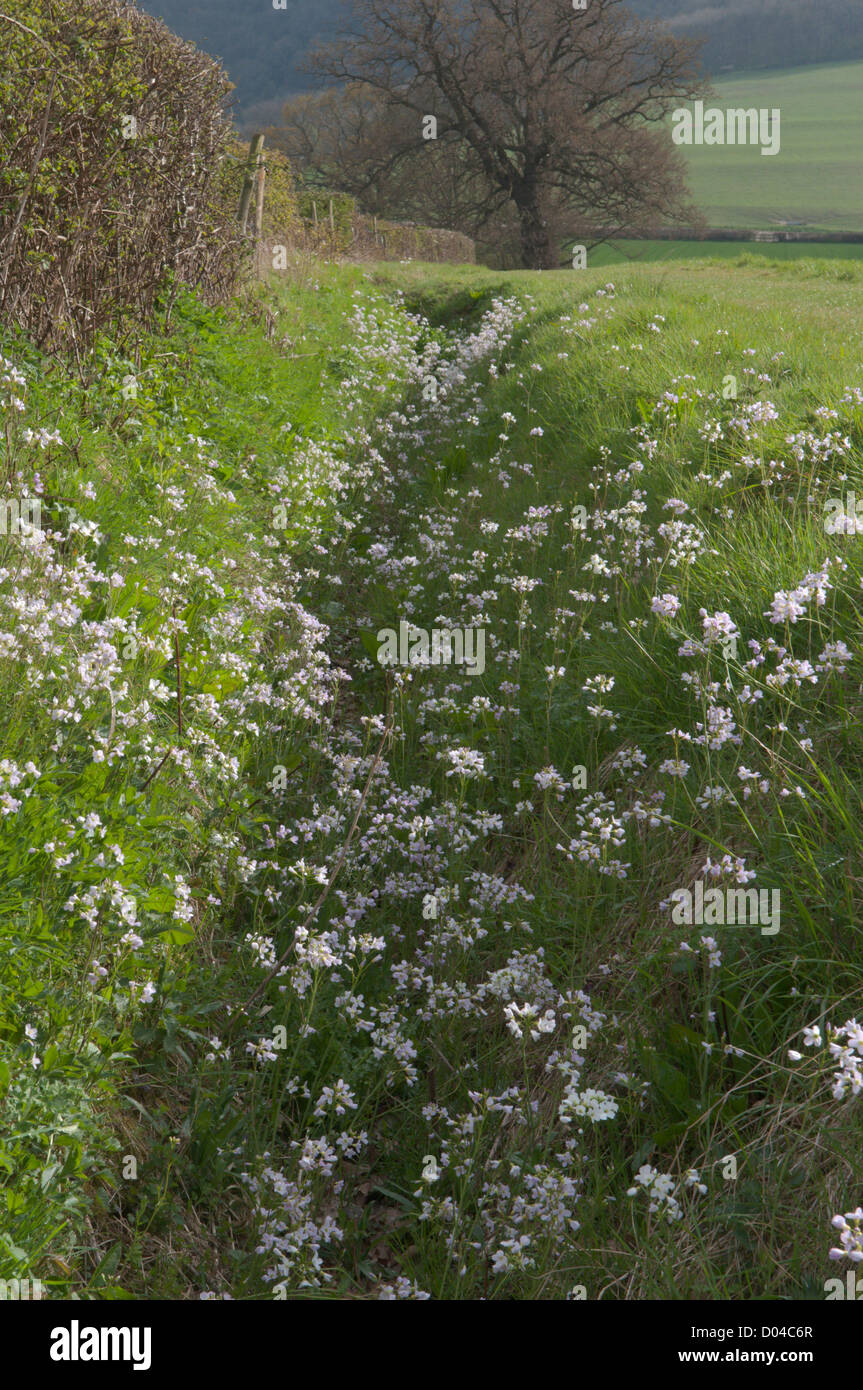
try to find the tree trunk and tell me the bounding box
[516,195,557,270]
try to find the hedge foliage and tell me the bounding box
[295,189,357,250]
[0,0,246,349]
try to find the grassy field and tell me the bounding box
[677,62,863,232]
[3,252,863,1300]
[587,241,863,267]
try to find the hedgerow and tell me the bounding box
[0,0,244,350]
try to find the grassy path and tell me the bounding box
[2,257,863,1298]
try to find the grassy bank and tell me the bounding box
[3,254,863,1299]
[0,264,421,1296]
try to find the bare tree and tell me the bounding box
[301,0,706,267]
[269,82,498,233]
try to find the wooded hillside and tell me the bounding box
[136,0,863,117]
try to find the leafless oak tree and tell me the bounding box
[294,0,705,267]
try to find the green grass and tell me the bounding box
[585,241,863,267]
[0,262,416,1297]
[4,252,863,1300]
[677,62,863,232]
[353,258,863,1298]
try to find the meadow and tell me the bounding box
[2,251,863,1299]
[587,241,863,267]
[677,62,863,232]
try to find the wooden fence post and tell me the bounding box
[238,133,264,232]
[254,150,266,242]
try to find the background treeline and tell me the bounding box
[136,0,863,121]
[633,0,863,73]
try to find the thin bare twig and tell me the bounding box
[3,72,58,273]
[172,601,184,744]
[139,748,172,795]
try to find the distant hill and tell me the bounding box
[133,0,344,124]
[633,0,863,74]
[679,62,863,232]
[133,0,863,121]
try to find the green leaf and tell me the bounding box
[89,1242,122,1286]
[41,1163,61,1192]
[666,1022,703,1055]
[158,926,194,945]
[370,1184,416,1212]
[359,628,382,661]
[143,887,175,913]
